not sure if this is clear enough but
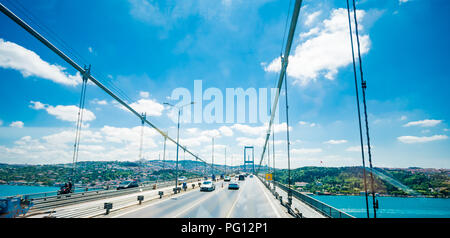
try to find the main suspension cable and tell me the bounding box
[346,0,370,218]
[352,0,378,218]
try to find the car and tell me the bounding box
[224,176,231,182]
[238,175,245,181]
[117,180,139,190]
[249,174,253,178]
[200,180,216,192]
[228,182,240,190]
[178,176,187,181]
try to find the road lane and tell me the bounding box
[115,176,291,218]
[228,176,284,218]
[180,180,244,218]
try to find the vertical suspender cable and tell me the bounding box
[352,0,378,218]
[162,134,167,171]
[283,66,293,206]
[139,113,146,181]
[346,0,370,218]
[267,130,270,178]
[71,65,90,185]
[212,138,215,176]
[272,121,276,190]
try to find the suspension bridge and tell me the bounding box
[0,0,380,219]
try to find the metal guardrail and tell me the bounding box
[22,178,203,213]
[11,186,105,200]
[37,180,203,218]
[8,178,195,201]
[273,181,354,218]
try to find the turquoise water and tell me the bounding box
[313,195,450,218]
[0,184,59,197]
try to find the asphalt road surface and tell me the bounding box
[114,176,291,218]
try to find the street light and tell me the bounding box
[163,101,194,193]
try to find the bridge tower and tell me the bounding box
[243,146,255,174]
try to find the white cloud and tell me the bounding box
[0,119,3,126]
[305,10,322,26]
[186,127,199,134]
[88,47,93,53]
[300,27,320,40]
[0,39,82,86]
[90,98,108,105]
[324,139,347,145]
[30,101,96,122]
[0,125,162,164]
[120,99,164,116]
[139,91,150,98]
[397,135,448,144]
[236,136,266,147]
[101,125,158,145]
[219,126,233,137]
[403,119,442,128]
[400,115,407,121]
[9,121,24,128]
[231,123,290,136]
[264,8,371,86]
[200,129,221,138]
[298,121,317,127]
[29,101,46,110]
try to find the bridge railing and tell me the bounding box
[7,177,201,202]
[15,186,105,201]
[272,180,354,218]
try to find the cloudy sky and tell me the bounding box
[0,0,449,169]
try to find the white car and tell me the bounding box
[200,180,216,192]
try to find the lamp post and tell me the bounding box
[163,101,194,193]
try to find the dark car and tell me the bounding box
[238,175,245,181]
[228,182,240,190]
[117,180,139,190]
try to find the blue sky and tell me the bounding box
[0,0,449,169]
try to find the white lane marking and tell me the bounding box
[226,181,245,218]
[111,189,195,218]
[173,183,223,218]
[257,178,281,218]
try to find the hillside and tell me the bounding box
[273,166,449,197]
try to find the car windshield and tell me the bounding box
[119,181,130,185]
[203,181,212,184]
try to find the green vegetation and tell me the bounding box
[0,160,207,187]
[273,166,449,197]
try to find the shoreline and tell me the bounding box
[309,193,449,199]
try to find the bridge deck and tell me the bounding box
[26,176,325,218]
[111,176,291,218]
